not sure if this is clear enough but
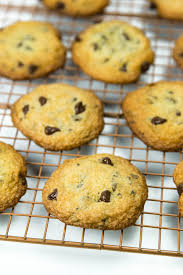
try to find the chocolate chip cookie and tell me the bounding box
[72,20,154,84]
[0,141,27,212]
[0,21,66,80]
[41,0,109,16]
[122,81,183,151]
[173,161,183,217]
[173,34,183,70]
[149,0,183,20]
[11,83,104,151]
[42,154,148,230]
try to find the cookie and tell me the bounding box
[72,20,154,84]
[42,154,148,230]
[173,34,183,70]
[0,141,27,212]
[11,83,104,151]
[41,0,109,16]
[149,0,183,20]
[0,21,66,80]
[173,161,183,217]
[122,81,183,151]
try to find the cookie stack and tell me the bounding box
[1,0,183,230]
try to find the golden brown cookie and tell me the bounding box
[0,141,27,212]
[41,0,109,16]
[11,83,104,151]
[0,21,66,80]
[173,161,183,217]
[122,81,183,151]
[72,20,154,84]
[173,34,183,70]
[149,0,183,20]
[42,154,148,230]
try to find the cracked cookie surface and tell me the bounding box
[0,21,66,80]
[41,0,109,16]
[11,83,104,151]
[149,0,183,20]
[0,141,27,212]
[42,154,148,230]
[72,20,154,84]
[173,161,183,217]
[122,81,183,151]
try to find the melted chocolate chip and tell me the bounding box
[22,105,29,115]
[120,63,127,72]
[93,43,99,51]
[150,2,157,9]
[177,183,183,196]
[20,175,27,186]
[179,52,183,57]
[141,62,150,73]
[56,2,65,9]
[48,189,58,200]
[101,157,113,166]
[151,116,167,125]
[45,126,60,135]
[176,111,181,116]
[131,190,135,195]
[123,32,130,40]
[29,65,38,74]
[39,96,47,106]
[75,35,82,42]
[18,61,24,67]
[99,190,111,203]
[75,101,86,115]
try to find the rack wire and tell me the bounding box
[0,0,183,257]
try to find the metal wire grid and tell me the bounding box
[0,0,183,257]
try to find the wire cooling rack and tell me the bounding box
[0,0,183,257]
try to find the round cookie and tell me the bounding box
[0,141,27,212]
[122,81,183,151]
[41,0,109,16]
[42,154,148,230]
[0,21,66,80]
[149,0,183,20]
[173,161,183,217]
[11,83,104,151]
[72,20,154,84]
[173,34,183,70]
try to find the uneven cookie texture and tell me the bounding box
[42,154,148,230]
[11,83,104,151]
[0,21,66,80]
[122,81,183,151]
[72,20,154,84]
[149,0,183,20]
[173,161,183,217]
[41,0,109,16]
[173,34,183,70]
[0,141,27,212]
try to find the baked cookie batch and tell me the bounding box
[0,0,183,230]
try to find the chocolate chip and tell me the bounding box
[93,43,99,51]
[177,183,183,196]
[151,116,167,125]
[19,175,27,186]
[48,189,58,200]
[131,190,135,195]
[176,111,181,116]
[22,105,29,115]
[123,32,130,40]
[56,2,65,9]
[101,157,113,166]
[104,58,109,63]
[168,91,174,94]
[75,101,86,115]
[17,42,23,48]
[93,19,103,24]
[141,62,150,73]
[117,193,122,197]
[77,163,80,166]
[29,65,38,74]
[99,190,111,203]
[45,126,61,135]
[112,183,117,192]
[72,97,77,102]
[75,35,82,42]
[39,96,47,106]
[179,52,183,57]
[18,61,24,67]
[150,2,157,9]
[120,63,127,72]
